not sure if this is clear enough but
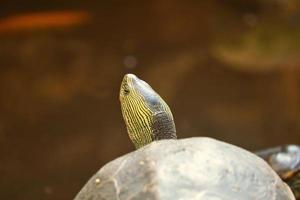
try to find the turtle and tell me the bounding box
[255,145,300,199]
[74,73,295,200]
[119,73,176,149]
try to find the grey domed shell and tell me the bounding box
[75,138,295,200]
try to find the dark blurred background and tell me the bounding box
[1,0,300,199]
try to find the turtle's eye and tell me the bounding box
[122,83,130,96]
[124,88,130,95]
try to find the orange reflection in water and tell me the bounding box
[0,10,90,33]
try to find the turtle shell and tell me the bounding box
[75,138,295,200]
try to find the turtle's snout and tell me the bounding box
[123,74,139,84]
[124,73,137,79]
[120,74,137,101]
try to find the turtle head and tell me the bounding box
[119,74,176,149]
[268,145,300,178]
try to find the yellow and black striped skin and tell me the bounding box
[119,74,176,149]
[286,170,300,199]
